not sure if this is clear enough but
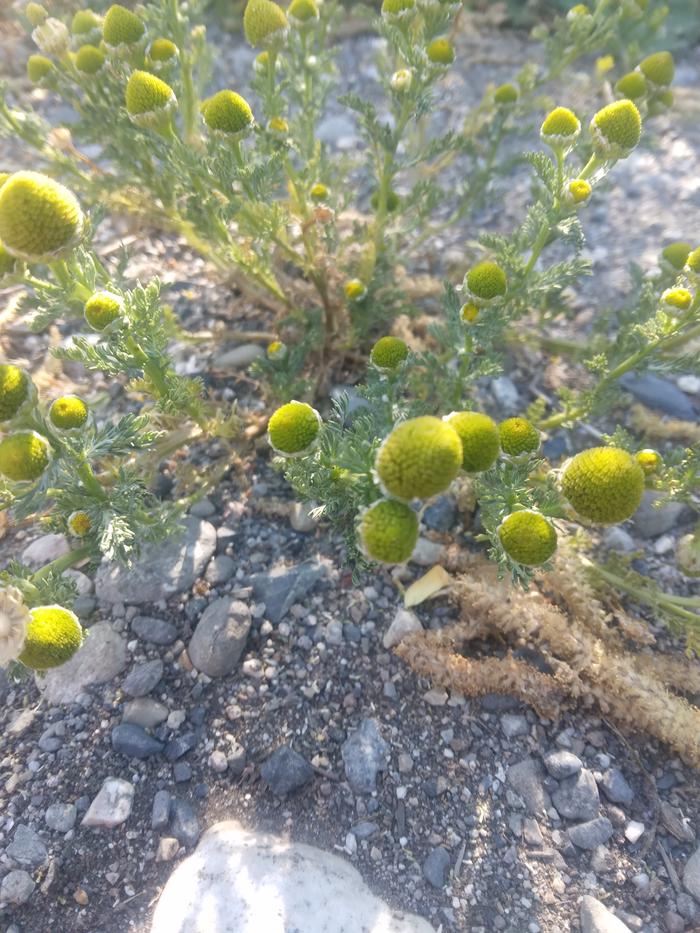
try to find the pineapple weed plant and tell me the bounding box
[0,0,698,701]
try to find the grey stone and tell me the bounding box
[6,825,47,869]
[620,372,695,420]
[632,491,687,540]
[603,527,636,553]
[205,555,236,585]
[324,619,344,646]
[664,911,685,933]
[552,769,600,821]
[676,893,698,922]
[111,723,164,759]
[568,817,614,849]
[261,745,314,797]
[249,559,330,623]
[491,375,520,412]
[188,598,251,677]
[523,818,544,847]
[213,344,264,369]
[122,697,169,728]
[131,616,178,646]
[383,608,422,649]
[507,757,550,815]
[543,750,583,779]
[501,714,529,739]
[580,895,632,932]
[422,846,451,889]
[290,501,319,533]
[21,533,70,567]
[190,497,216,518]
[422,496,457,532]
[410,537,445,566]
[170,799,200,848]
[82,778,134,828]
[96,517,216,604]
[122,659,164,697]
[157,837,181,862]
[45,803,77,833]
[165,732,197,762]
[38,730,63,753]
[351,821,379,840]
[0,869,35,905]
[341,719,390,794]
[209,750,228,773]
[173,762,192,783]
[152,790,172,830]
[227,741,247,777]
[683,844,700,901]
[600,768,634,806]
[38,621,127,705]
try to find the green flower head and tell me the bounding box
[498,510,557,567]
[358,498,419,564]
[344,278,367,302]
[68,510,92,537]
[494,83,518,105]
[19,605,83,670]
[465,260,507,304]
[25,3,48,27]
[639,51,674,89]
[125,70,177,131]
[266,340,288,360]
[201,90,254,136]
[444,411,499,473]
[685,246,700,275]
[460,302,479,324]
[267,400,321,456]
[635,448,662,475]
[149,37,179,62]
[84,290,123,331]
[498,417,540,457]
[243,0,288,48]
[0,171,84,263]
[103,4,145,52]
[614,71,647,101]
[0,431,51,482]
[381,0,415,19]
[75,44,106,75]
[27,53,54,84]
[540,106,581,148]
[567,3,590,18]
[426,37,454,66]
[288,0,319,25]
[590,99,642,159]
[310,182,329,201]
[370,336,408,372]
[49,394,89,430]
[566,178,592,205]
[561,446,645,524]
[375,416,462,500]
[660,241,691,271]
[0,365,34,423]
[661,287,693,312]
[648,89,673,116]
[71,9,103,37]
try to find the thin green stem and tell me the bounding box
[31,545,91,584]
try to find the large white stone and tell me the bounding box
[82,777,134,828]
[151,821,434,933]
[38,621,127,705]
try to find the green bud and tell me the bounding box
[540,106,581,148]
[0,365,34,422]
[661,241,691,271]
[444,411,500,473]
[243,0,288,48]
[561,446,645,524]
[84,290,123,331]
[201,90,254,136]
[375,416,463,500]
[614,71,647,101]
[125,70,177,131]
[102,3,145,52]
[27,53,54,84]
[0,171,84,262]
[267,400,321,456]
[494,83,518,105]
[25,3,48,27]
[465,260,507,304]
[19,605,83,670]
[0,431,51,482]
[370,336,408,372]
[75,44,106,75]
[288,0,319,25]
[71,9,103,36]
[498,417,540,457]
[498,510,557,566]
[358,498,419,564]
[639,51,674,89]
[590,99,642,160]
[49,394,89,430]
[149,37,179,62]
[426,37,454,66]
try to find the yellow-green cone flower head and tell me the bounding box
[661,287,693,312]
[590,100,642,160]
[426,38,454,66]
[639,51,674,89]
[358,498,419,564]
[25,3,48,27]
[84,290,123,331]
[267,116,289,133]
[0,431,51,482]
[310,182,329,201]
[460,303,479,323]
[566,178,592,206]
[32,17,69,56]
[19,605,83,670]
[567,3,590,19]
[498,510,558,567]
[0,171,84,263]
[661,241,691,272]
[540,106,580,149]
[344,279,367,302]
[465,261,507,305]
[27,53,54,84]
[243,0,288,48]
[0,365,34,423]
[288,0,319,25]
[615,71,647,101]
[381,0,415,19]
[71,9,103,38]
[75,44,106,75]
[68,510,92,537]
[201,90,254,136]
[266,340,288,360]
[444,411,500,473]
[0,244,17,278]
[268,400,321,456]
[0,586,30,667]
[686,246,700,276]
[370,336,408,372]
[375,416,463,500]
[561,446,645,524]
[498,417,540,457]
[149,38,179,62]
[494,83,518,105]
[49,394,89,430]
[676,532,700,578]
[103,4,145,53]
[391,69,413,92]
[636,448,662,475]
[125,70,177,131]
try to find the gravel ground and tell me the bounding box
[1,9,700,933]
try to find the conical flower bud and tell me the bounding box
[639,51,674,89]
[426,37,454,66]
[75,43,106,74]
[125,70,177,131]
[201,90,254,136]
[0,431,51,482]
[464,260,507,305]
[0,171,84,262]
[71,9,103,38]
[243,0,288,48]
[590,100,642,160]
[540,106,580,149]
[561,446,644,524]
[103,3,145,53]
[498,417,540,457]
[375,416,463,500]
[660,241,691,272]
[444,411,499,473]
[25,3,48,27]
[288,0,319,25]
[84,290,123,331]
[27,53,54,84]
[149,38,179,63]
[494,83,518,105]
[614,71,647,101]
[0,365,34,422]
[49,394,89,430]
[370,336,408,372]
[267,400,321,456]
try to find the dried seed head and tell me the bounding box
[0,586,30,667]
[590,99,642,160]
[19,605,83,670]
[32,17,69,56]
[498,510,557,566]
[375,416,463,500]
[561,446,645,524]
[267,400,321,456]
[358,498,419,564]
[444,411,500,473]
[0,171,84,262]
[0,431,51,482]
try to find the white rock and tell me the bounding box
[624,821,645,844]
[683,844,700,900]
[290,501,318,533]
[410,538,445,567]
[21,533,70,568]
[38,621,127,705]
[580,895,632,933]
[214,344,264,369]
[151,821,434,933]
[157,837,181,862]
[82,777,134,828]
[383,609,422,649]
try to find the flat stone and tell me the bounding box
[507,757,550,815]
[422,496,457,532]
[600,768,634,806]
[38,621,127,705]
[165,732,198,762]
[422,846,451,889]
[188,599,251,677]
[123,659,164,697]
[568,817,614,850]
[543,750,583,779]
[82,778,134,828]
[131,616,178,646]
[6,825,47,869]
[523,818,544,847]
[0,870,35,905]
[170,799,200,848]
[151,821,433,933]
[383,608,422,649]
[501,714,529,739]
[111,723,164,759]
[122,697,169,729]
[580,895,632,932]
[157,837,181,862]
[21,533,70,567]
[205,555,236,585]
[152,790,172,831]
[620,372,695,421]
[249,559,330,624]
[683,844,700,901]
[260,745,314,797]
[341,719,390,795]
[410,537,445,567]
[552,769,600,821]
[45,803,77,833]
[96,517,216,604]
[213,344,264,369]
[290,501,318,533]
[632,491,687,540]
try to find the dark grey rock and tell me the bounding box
[676,892,698,922]
[351,821,379,840]
[260,745,314,796]
[111,723,164,759]
[580,894,632,932]
[122,659,164,698]
[205,555,236,585]
[341,719,390,795]
[683,844,700,901]
[0,869,35,905]
[568,817,614,850]
[506,757,550,815]
[190,497,216,518]
[188,598,251,677]
[131,616,178,646]
[227,741,247,777]
[632,491,687,540]
[170,799,200,848]
[600,768,634,806]
[38,730,63,753]
[249,559,330,623]
[552,769,600,821]
[173,762,192,782]
[423,846,451,889]
[151,790,171,830]
[45,803,77,833]
[543,750,583,780]
[619,372,695,420]
[423,496,457,532]
[6,824,47,869]
[122,697,169,728]
[165,732,198,762]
